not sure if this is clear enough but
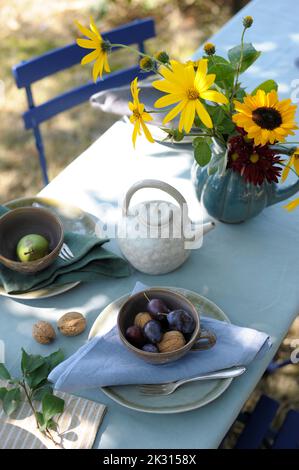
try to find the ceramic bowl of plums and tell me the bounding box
[0,207,64,274]
[117,288,216,365]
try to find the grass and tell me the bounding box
[0,0,298,447]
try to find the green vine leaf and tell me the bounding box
[228,43,261,73]
[0,363,11,381]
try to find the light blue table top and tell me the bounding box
[1,0,299,449]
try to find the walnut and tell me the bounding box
[32,321,56,344]
[57,312,86,336]
[134,312,152,329]
[158,331,186,353]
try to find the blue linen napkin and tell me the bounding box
[49,284,272,392]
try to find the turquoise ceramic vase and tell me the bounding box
[192,140,299,223]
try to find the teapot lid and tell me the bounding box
[136,201,176,227]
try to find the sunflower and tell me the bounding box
[233,89,298,146]
[152,59,228,133]
[76,17,111,82]
[129,78,154,148]
[281,147,299,182]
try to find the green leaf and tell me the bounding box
[193,138,212,166]
[25,363,49,389]
[21,349,45,375]
[235,87,247,102]
[44,349,64,372]
[218,117,236,135]
[46,418,58,431]
[0,387,8,400]
[0,363,11,380]
[251,79,278,96]
[3,387,21,416]
[32,383,53,401]
[208,55,234,89]
[36,411,47,432]
[228,43,261,73]
[193,116,204,128]
[206,105,226,126]
[42,394,64,422]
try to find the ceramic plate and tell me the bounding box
[1,197,98,300]
[89,287,232,414]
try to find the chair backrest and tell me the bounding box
[12,18,156,130]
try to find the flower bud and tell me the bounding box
[203,42,216,56]
[243,15,253,28]
[154,50,169,64]
[172,129,185,142]
[139,56,155,71]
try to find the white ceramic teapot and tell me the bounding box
[117,179,215,275]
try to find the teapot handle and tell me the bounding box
[123,179,188,217]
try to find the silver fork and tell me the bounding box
[59,243,74,261]
[139,366,246,396]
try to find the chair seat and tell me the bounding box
[234,394,299,449]
[272,409,299,449]
[235,395,279,449]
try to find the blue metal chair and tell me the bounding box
[234,395,299,449]
[12,18,156,185]
[266,357,293,374]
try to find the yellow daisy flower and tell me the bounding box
[184,59,200,69]
[281,148,299,182]
[284,198,299,211]
[152,59,228,133]
[233,89,298,146]
[129,78,155,148]
[76,17,111,82]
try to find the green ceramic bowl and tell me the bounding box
[0,207,64,274]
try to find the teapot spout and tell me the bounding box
[203,221,216,236]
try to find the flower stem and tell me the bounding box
[19,381,60,446]
[230,26,247,111]
[111,43,170,72]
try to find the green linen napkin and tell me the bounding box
[0,206,130,294]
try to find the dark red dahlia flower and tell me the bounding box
[227,131,282,185]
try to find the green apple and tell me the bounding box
[16,234,49,262]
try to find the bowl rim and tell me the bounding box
[0,206,64,267]
[117,287,200,358]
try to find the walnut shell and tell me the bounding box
[57,312,86,337]
[134,312,152,329]
[32,321,56,344]
[158,331,186,353]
